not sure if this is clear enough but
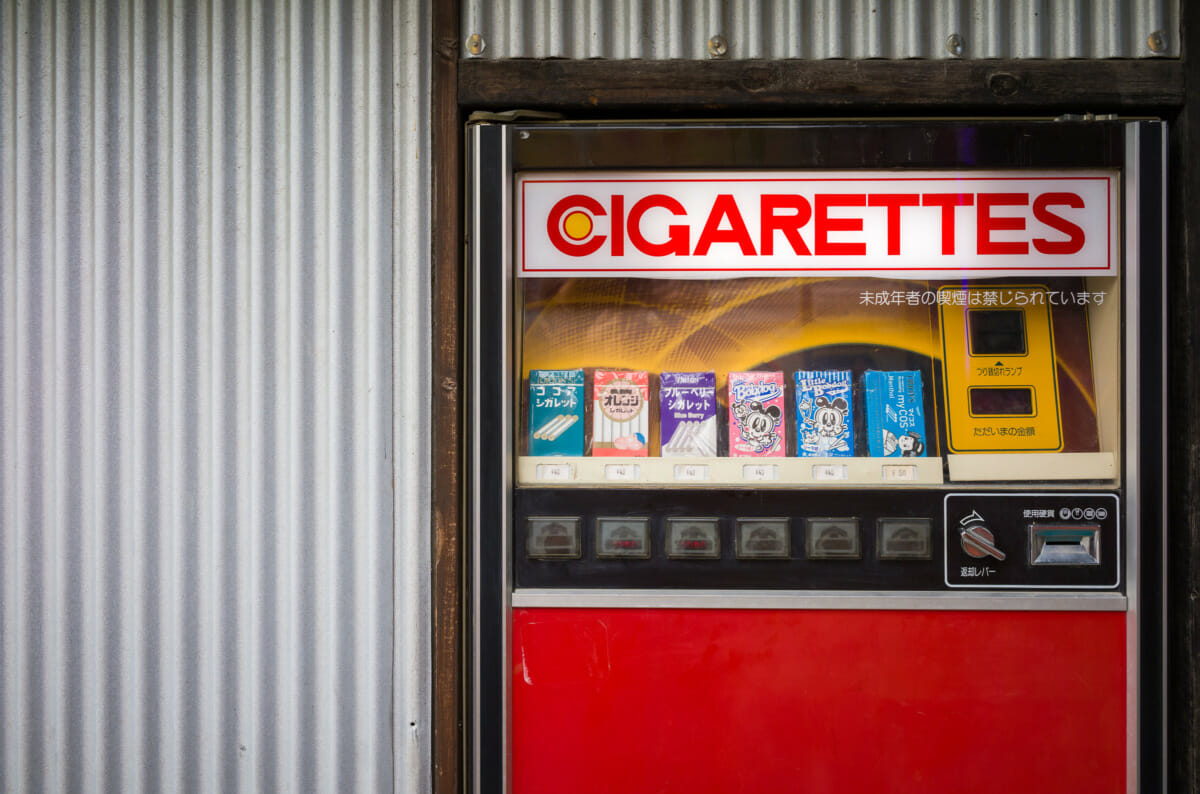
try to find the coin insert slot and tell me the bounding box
[806,518,862,560]
[1029,524,1100,566]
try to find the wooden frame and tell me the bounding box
[459,58,1183,113]
[433,23,1199,794]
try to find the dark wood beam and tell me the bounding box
[1168,3,1200,792]
[460,57,1184,113]
[430,0,462,791]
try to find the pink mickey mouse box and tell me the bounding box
[728,371,787,457]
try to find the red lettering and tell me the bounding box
[760,194,812,255]
[1032,192,1086,255]
[611,194,625,256]
[693,194,757,256]
[815,194,866,256]
[627,194,690,256]
[921,194,974,255]
[546,195,607,256]
[977,193,1029,255]
[868,194,920,255]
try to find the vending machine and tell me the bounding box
[466,120,1166,793]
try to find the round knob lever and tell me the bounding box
[961,524,1006,561]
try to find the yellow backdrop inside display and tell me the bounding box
[520,277,942,389]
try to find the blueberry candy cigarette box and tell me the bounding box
[660,372,717,457]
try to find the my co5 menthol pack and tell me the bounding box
[864,369,927,457]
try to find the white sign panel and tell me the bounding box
[517,170,1119,279]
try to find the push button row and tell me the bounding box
[526,516,933,561]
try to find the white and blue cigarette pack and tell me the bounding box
[528,369,585,456]
[864,370,928,457]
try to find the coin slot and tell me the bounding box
[1029,524,1100,566]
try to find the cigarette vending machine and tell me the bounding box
[467,120,1166,793]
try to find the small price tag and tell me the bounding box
[673,464,710,482]
[604,464,641,482]
[742,464,779,482]
[813,464,848,481]
[535,463,574,482]
[882,464,918,482]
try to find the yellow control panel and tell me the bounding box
[939,285,1063,453]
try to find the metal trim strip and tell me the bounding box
[1123,121,1141,794]
[511,588,1128,612]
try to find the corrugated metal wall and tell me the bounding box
[462,0,1180,60]
[0,0,430,792]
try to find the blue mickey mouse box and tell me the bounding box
[794,370,854,457]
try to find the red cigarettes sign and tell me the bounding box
[517,170,1118,278]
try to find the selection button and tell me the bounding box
[526,516,582,560]
[806,518,861,560]
[878,518,933,560]
[595,517,651,559]
[735,518,791,559]
[666,517,721,559]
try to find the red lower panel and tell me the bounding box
[512,608,1125,794]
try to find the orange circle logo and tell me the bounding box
[563,210,593,241]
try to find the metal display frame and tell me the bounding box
[466,119,1166,793]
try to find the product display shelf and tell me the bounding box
[516,455,945,488]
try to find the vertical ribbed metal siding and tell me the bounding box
[462,0,1180,59]
[0,0,430,792]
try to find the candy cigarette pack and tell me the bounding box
[528,369,585,456]
[864,370,928,457]
[592,370,650,457]
[727,371,786,457]
[659,372,717,457]
[794,370,854,457]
